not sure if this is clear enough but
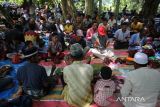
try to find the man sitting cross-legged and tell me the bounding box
[15,47,56,99]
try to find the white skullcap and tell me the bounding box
[134,52,148,64]
[66,20,70,24]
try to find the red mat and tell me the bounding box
[114,50,128,57]
[39,58,103,68]
[32,100,125,107]
[33,100,72,107]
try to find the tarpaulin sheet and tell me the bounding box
[0,60,27,99]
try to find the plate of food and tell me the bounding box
[6,53,24,59]
[0,65,12,77]
[0,64,11,69]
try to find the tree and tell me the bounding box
[141,0,160,19]
[61,0,68,19]
[74,0,85,10]
[29,0,33,5]
[98,0,102,15]
[85,0,94,16]
[67,0,76,19]
[114,0,120,19]
[61,0,76,20]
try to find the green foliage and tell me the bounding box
[119,0,144,12]
[74,0,85,10]
[0,0,159,14]
[0,0,23,5]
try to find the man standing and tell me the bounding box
[62,43,93,107]
[121,52,160,107]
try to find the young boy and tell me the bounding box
[48,34,64,64]
[38,39,48,61]
[24,41,34,50]
[94,66,116,107]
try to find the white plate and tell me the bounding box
[0,64,11,69]
[6,53,24,59]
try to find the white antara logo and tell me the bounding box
[116,97,145,102]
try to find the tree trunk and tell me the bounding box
[61,0,68,19]
[29,0,32,5]
[61,0,76,20]
[141,0,160,19]
[67,0,76,20]
[85,0,94,16]
[23,0,27,3]
[114,0,120,20]
[21,0,30,11]
[99,0,102,15]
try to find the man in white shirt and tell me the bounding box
[108,15,116,29]
[120,15,129,24]
[55,19,64,34]
[121,52,160,107]
[114,22,130,49]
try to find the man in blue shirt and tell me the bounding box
[128,29,146,57]
[16,47,56,98]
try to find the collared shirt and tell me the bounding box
[121,67,160,107]
[86,27,97,41]
[94,79,115,106]
[114,29,130,42]
[62,61,93,107]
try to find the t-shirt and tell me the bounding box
[83,19,92,29]
[128,33,143,50]
[108,19,116,28]
[92,33,108,49]
[17,63,48,90]
[94,79,115,106]
[99,23,109,31]
[24,31,39,44]
[48,42,62,54]
[86,28,97,41]
[129,33,140,45]
[64,24,73,34]
[131,22,143,32]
